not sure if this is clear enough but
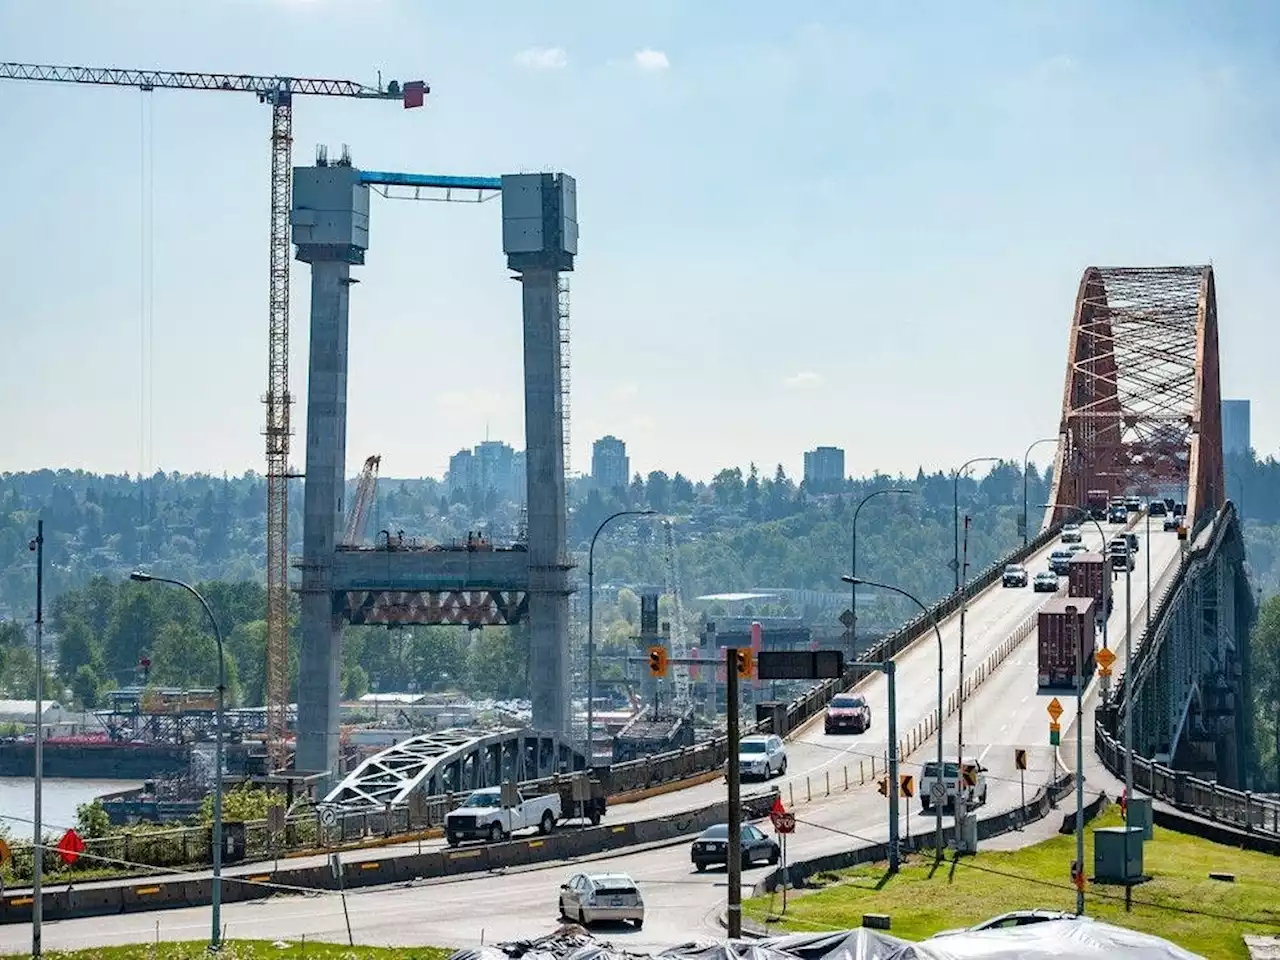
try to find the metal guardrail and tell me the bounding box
[1094,720,1280,836]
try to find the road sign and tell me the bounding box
[56,828,85,866]
[1047,697,1064,722]
[930,781,947,804]
[1049,721,1062,746]
[899,775,915,798]
[1096,647,1116,678]
[756,649,843,680]
[839,609,855,629]
[775,812,796,834]
[1014,748,1028,771]
[319,805,338,827]
[961,765,978,788]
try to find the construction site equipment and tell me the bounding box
[1,62,427,771]
[342,455,381,547]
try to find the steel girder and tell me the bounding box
[1046,266,1224,531]
[322,727,585,810]
[1120,505,1252,787]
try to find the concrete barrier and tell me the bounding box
[0,788,782,925]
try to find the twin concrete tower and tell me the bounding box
[290,158,577,781]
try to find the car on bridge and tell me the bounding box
[1002,563,1029,588]
[824,693,871,734]
[1060,524,1082,543]
[1125,494,1142,512]
[1049,549,1074,574]
[1148,499,1167,517]
[444,787,561,845]
[558,872,645,928]
[1108,504,1129,523]
[691,822,780,871]
[736,734,787,779]
[1164,513,1183,532]
[1033,570,1060,593]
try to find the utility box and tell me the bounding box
[502,172,577,271]
[1094,826,1144,882]
[956,812,978,854]
[291,163,370,263]
[755,701,788,738]
[1127,795,1154,840]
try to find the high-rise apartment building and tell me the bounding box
[591,435,630,491]
[447,441,524,502]
[1222,400,1251,457]
[803,446,845,490]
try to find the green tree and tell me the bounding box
[71,663,105,708]
[1253,596,1280,789]
[57,616,100,684]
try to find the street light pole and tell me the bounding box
[953,457,999,592]
[957,515,971,834]
[851,489,913,655]
[586,510,656,764]
[1145,507,1151,633]
[28,521,44,960]
[1022,438,1058,547]
[131,572,226,950]
[1124,552,1134,827]
[844,575,946,863]
[1068,601,1085,915]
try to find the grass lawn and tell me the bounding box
[745,808,1280,958]
[5,941,454,959]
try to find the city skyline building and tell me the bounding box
[591,435,630,491]
[803,445,845,491]
[1222,399,1251,457]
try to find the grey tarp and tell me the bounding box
[444,918,1202,960]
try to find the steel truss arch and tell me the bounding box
[322,727,586,810]
[1046,265,1224,531]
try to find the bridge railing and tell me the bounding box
[1095,720,1280,836]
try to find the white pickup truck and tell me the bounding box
[444,787,562,845]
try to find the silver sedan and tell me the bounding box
[558,872,645,928]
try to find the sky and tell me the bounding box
[1,0,1277,483]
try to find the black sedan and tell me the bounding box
[691,823,779,871]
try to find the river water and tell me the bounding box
[0,778,141,836]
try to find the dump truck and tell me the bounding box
[1067,552,1113,622]
[1037,597,1097,689]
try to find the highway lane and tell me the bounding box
[902,516,1185,838]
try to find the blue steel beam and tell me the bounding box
[358,170,502,191]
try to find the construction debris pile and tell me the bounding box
[446,921,1202,960]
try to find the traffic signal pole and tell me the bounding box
[725,645,742,938]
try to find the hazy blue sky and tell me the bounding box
[2,1,1277,482]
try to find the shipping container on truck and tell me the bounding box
[1087,489,1109,520]
[1066,553,1112,622]
[1037,597,1097,689]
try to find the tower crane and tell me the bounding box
[342,455,382,547]
[1,62,427,772]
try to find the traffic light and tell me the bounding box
[735,648,755,679]
[647,645,668,677]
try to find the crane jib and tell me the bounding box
[0,62,427,106]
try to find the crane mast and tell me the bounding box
[343,455,382,546]
[1,61,427,772]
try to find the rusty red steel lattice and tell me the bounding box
[1047,265,1224,528]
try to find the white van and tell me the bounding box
[919,755,988,811]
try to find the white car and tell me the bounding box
[1060,524,1082,544]
[920,755,989,811]
[559,872,644,928]
[736,734,787,780]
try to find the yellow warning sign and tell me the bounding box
[1014,748,1027,771]
[1047,697,1064,722]
[1096,648,1116,670]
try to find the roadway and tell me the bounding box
[6,519,1184,953]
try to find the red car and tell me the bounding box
[824,693,871,734]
